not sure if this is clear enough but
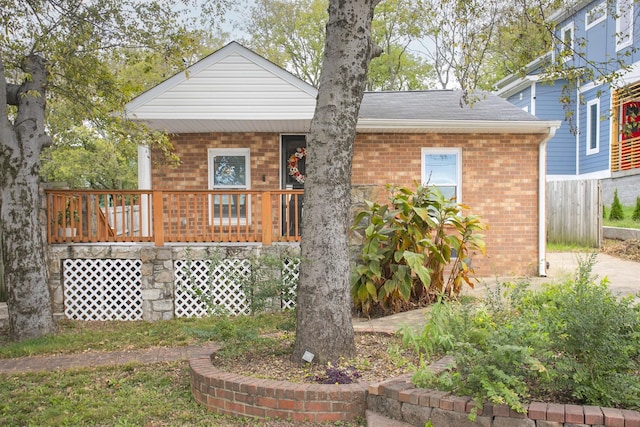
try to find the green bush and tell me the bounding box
[609,189,625,221]
[633,196,640,221]
[406,254,640,415]
[351,184,486,316]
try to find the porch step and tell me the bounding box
[366,410,414,427]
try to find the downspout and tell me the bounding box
[539,125,558,277]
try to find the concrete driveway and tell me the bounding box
[542,251,640,297]
[470,251,640,299]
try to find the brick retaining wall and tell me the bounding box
[189,354,367,423]
[190,351,640,427]
[367,357,640,427]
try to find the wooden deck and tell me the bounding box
[46,189,304,246]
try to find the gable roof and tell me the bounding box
[125,41,318,133]
[126,41,559,135]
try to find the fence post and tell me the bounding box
[262,191,272,245]
[152,190,165,246]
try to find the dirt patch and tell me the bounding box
[601,239,640,263]
[213,332,420,385]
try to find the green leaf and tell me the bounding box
[369,260,382,278]
[366,281,378,300]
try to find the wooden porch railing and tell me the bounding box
[45,189,304,246]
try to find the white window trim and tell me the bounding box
[586,98,600,155]
[559,22,575,62]
[421,147,462,203]
[616,0,634,50]
[208,148,251,225]
[585,1,607,29]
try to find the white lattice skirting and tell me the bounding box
[63,259,143,321]
[62,257,299,321]
[174,258,299,317]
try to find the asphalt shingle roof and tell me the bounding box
[359,90,540,122]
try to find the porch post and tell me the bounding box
[152,191,165,246]
[261,191,272,245]
[138,145,152,237]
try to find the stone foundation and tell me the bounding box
[47,243,299,321]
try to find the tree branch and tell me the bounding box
[6,84,20,106]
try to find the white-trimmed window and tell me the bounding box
[616,0,634,50]
[586,2,607,29]
[421,148,462,202]
[586,99,600,155]
[559,22,575,61]
[208,148,251,224]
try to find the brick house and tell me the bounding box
[124,41,560,278]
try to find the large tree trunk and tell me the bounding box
[292,0,382,364]
[0,55,56,340]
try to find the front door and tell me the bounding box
[281,135,306,237]
[282,135,307,189]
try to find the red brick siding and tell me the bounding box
[353,133,542,277]
[152,133,282,191]
[152,132,544,277]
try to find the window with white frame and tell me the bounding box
[421,148,462,202]
[586,99,600,155]
[208,148,251,224]
[586,2,607,29]
[558,22,574,61]
[616,0,634,50]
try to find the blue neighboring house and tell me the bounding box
[495,0,639,204]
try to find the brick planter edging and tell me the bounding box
[189,353,367,423]
[367,356,640,427]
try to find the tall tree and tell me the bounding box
[292,0,382,363]
[238,0,431,90]
[40,30,225,190]
[0,0,227,340]
[240,0,327,87]
[367,0,433,90]
[478,0,559,88]
[417,0,508,91]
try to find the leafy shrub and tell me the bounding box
[406,254,640,415]
[351,184,486,316]
[633,196,640,221]
[609,189,625,221]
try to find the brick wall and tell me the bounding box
[152,133,281,191]
[353,133,542,277]
[152,132,544,277]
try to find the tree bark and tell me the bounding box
[0,55,56,340]
[292,0,382,364]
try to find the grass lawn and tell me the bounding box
[603,203,640,229]
[0,361,250,426]
[0,312,361,426]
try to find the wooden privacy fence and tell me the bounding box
[46,189,304,246]
[546,179,602,247]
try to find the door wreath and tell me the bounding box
[287,147,306,184]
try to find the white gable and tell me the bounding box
[125,42,318,133]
